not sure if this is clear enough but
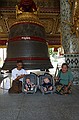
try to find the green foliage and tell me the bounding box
[48,48,53,55]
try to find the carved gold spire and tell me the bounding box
[13,0,43,28]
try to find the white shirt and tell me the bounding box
[12,68,27,82]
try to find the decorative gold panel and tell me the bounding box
[0,26,3,32]
[69,0,79,37]
[40,16,59,35]
[40,19,53,34]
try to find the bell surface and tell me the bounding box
[2,13,53,70]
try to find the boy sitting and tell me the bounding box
[42,77,53,92]
[24,78,35,92]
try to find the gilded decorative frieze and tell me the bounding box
[40,16,60,35]
[68,0,79,37]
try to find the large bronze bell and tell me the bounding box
[2,12,53,70]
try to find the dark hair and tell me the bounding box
[17,60,23,64]
[61,63,69,68]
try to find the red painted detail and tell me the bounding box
[9,36,46,43]
[5,57,49,61]
[0,40,7,45]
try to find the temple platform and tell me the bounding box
[0,82,79,120]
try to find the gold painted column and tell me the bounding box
[60,0,79,81]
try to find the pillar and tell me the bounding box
[60,0,79,81]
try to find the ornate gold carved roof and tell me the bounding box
[0,0,60,47]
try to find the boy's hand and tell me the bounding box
[20,74,26,78]
[64,87,68,93]
[16,74,26,80]
[54,77,59,82]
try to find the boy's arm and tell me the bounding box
[68,81,72,88]
[65,81,72,92]
[15,75,25,81]
[12,70,25,81]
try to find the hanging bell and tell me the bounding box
[2,12,53,70]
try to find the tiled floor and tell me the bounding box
[0,84,79,120]
[0,73,79,120]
